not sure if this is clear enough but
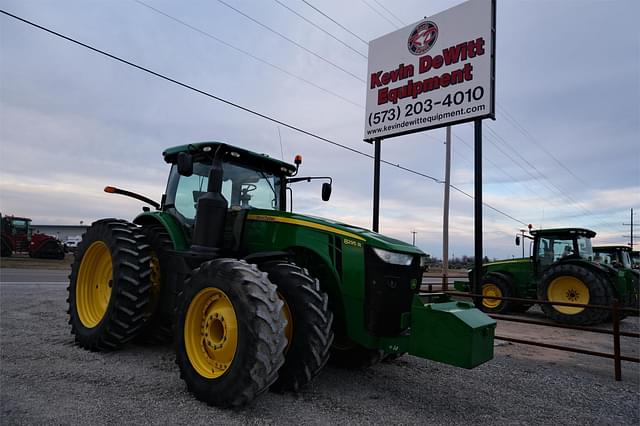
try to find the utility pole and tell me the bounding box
[411,230,417,246]
[623,208,637,249]
[519,229,526,258]
[442,126,452,291]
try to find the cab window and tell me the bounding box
[165,161,281,221]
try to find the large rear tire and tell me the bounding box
[67,219,152,350]
[136,225,175,344]
[260,261,334,392]
[175,259,286,407]
[538,264,611,325]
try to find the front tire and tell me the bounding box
[478,274,513,314]
[67,219,152,350]
[260,261,334,392]
[175,259,286,407]
[538,264,611,325]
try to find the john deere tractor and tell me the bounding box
[593,245,640,289]
[68,142,495,407]
[456,228,639,325]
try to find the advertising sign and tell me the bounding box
[364,0,495,141]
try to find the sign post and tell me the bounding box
[373,138,381,232]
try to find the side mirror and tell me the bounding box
[321,182,332,201]
[177,152,193,177]
[515,236,520,246]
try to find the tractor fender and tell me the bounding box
[134,212,188,251]
[243,251,291,265]
[484,271,513,283]
[555,258,616,277]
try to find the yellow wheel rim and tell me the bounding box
[481,283,503,309]
[76,241,112,328]
[548,276,589,314]
[278,292,293,352]
[184,288,238,379]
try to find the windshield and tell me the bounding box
[593,248,632,268]
[166,161,281,221]
[537,235,593,267]
[576,236,593,260]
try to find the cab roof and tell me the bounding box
[594,245,631,252]
[162,142,297,176]
[529,228,596,238]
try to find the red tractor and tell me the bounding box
[1,213,65,259]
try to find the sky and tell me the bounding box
[0,0,638,260]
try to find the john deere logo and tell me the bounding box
[407,21,438,55]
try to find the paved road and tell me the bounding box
[0,268,69,286]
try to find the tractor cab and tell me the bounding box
[161,142,329,227]
[593,245,633,269]
[530,228,595,273]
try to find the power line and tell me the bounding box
[300,0,369,46]
[485,125,610,229]
[496,103,591,188]
[273,0,367,59]
[360,0,399,29]
[132,0,363,108]
[214,0,365,83]
[371,0,406,26]
[0,9,528,227]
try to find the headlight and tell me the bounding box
[372,248,414,266]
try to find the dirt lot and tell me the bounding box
[0,268,638,425]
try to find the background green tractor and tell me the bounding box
[68,142,496,408]
[632,250,640,270]
[593,245,639,303]
[456,228,639,325]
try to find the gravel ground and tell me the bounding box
[1,282,638,425]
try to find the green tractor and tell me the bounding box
[68,142,495,407]
[456,228,639,325]
[593,245,640,289]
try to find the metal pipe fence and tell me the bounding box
[440,290,640,381]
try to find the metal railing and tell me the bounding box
[442,290,640,381]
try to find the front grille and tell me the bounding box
[364,247,421,337]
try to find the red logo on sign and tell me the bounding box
[408,21,438,55]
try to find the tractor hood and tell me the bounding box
[484,258,531,268]
[246,210,423,255]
